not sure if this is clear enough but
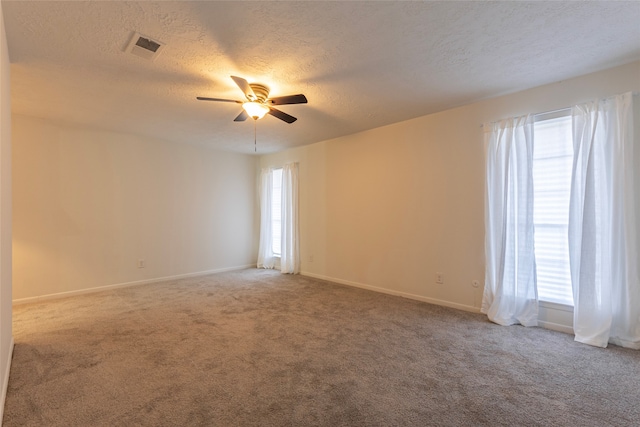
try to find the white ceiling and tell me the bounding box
[3,1,640,154]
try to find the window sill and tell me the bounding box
[539,300,574,313]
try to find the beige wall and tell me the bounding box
[261,61,640,330]
[0,1,12,417]
[12,116,259,301]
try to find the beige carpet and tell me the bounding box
[3,269,639,426]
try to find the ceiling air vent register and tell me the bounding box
[126,32,164,61]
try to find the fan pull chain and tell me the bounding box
[254,119,257,153]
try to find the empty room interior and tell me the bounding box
[0,1,639,425]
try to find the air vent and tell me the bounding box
[126,32,164,61]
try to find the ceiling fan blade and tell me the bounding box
[231,76,256,101]
[268,94,308,105]
[234,110,249,122]
[196,97,242,103]
[268,107,297,124]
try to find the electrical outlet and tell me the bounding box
[436,272,444,284]
[137,259,145,268]
[472,280,480,288]
[308,254,314,263]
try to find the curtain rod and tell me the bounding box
[480,106,570,128]
[533,107,571,117]
[480,91,638,128]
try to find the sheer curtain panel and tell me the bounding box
[569,92,639,349]
[257,168,276,269]
[280,162,300,274]
[482,115,538,327]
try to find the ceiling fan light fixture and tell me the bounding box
[242,101,269,120]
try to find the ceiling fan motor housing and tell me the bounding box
[249,83,270,102]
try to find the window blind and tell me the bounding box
[271,168,283,256]
[533,114,574,306]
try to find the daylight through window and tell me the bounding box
[271,168,283,256]
[532,112,573,306]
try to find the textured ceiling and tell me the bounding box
[3,1,640,154]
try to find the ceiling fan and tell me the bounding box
[197,76,307,123]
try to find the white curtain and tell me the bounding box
[482,115,538,327]
[569,92,639,349]
[257,168,276,269]
[280,162,300,274]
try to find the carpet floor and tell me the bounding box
[3,269,639,426]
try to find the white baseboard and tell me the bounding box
[301,271,480,314]
[0,337,14,426]
[537,320,574,335]
[538,300,574,334]
[300,272,578,335]
[12,264,255,305]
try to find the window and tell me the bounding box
[271,168,283,256]
[532,112,573,306]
